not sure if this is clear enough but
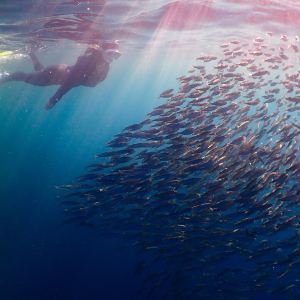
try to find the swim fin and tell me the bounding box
[0,73,9,84]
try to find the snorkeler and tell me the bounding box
[0,40,121,110]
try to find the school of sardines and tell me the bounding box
[58,33,300,299]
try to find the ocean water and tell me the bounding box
[1,1,300,299]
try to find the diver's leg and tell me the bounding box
[3,72,29,83]
[28,50,44,71]
[3,64,68,86]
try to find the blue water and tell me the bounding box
[0,35,194,300]
[1,1,300,299]
[0,47,175,299]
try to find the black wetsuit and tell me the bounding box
[4,48,110,107]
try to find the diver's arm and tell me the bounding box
[44,49,106,110]
[44,55,96,110]
[45,84,74,110]
[45,65,85,110]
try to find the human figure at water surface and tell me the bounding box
[0,40,121,110]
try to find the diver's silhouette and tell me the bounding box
[1,40,121,110]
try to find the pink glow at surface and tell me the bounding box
[1,0,300,52]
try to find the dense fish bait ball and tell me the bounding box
[58,34,300,299]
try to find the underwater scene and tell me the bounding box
[2,0,300,299]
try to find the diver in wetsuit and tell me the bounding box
[0,40,121,110]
